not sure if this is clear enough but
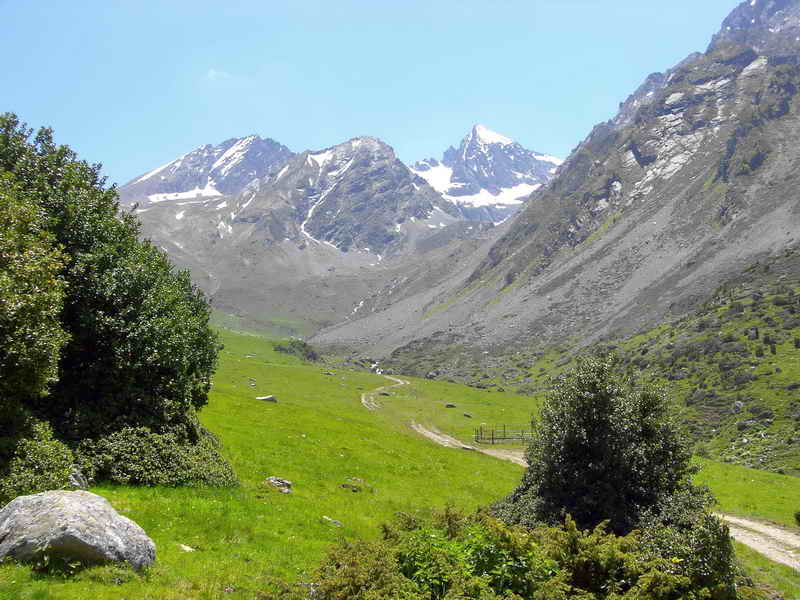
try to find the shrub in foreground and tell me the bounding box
[0,113,232,489]
[0,421,73,505]
[271,508,763,599]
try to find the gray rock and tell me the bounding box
[0,490,155,570]
[265,476,292,494]
[322,515,343,527]
[67,468,89,490]
[445,403,456,408]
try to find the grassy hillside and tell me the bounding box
[390,277,800,475]
[610,280,800,475]
[0,330,525,600]
[2,328,799,598]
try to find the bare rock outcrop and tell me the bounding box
[0,490,155,570]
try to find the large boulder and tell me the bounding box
[0,490,155,570]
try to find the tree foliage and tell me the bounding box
[494,355,697,534]
[0,177,66,400]
[0,176,68,466]
[0,113,232,490]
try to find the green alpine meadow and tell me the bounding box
[5,0,800,598]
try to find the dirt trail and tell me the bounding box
[410,423,527,467]
[360,378,800,570]
[716,514,800,571]
[361,374,408,410]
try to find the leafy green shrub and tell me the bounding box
[0,177,68,469]
[0,113,231,486]
[273,339,319,362]
[307,509,759,600]
[0,178,67,405]
[78,426,237,487]
[638,487,736,597]
[0,421,73,504]
[314,539,422,600]
[494,355,695,534]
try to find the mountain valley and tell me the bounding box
[117,0,800,478]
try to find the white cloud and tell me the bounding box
[206,68,232,82]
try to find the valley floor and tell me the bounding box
[2,329,799,598]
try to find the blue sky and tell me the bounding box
[4,0,741,186]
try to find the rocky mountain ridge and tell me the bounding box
[119,135,293,207]
[126,134,506,336]
[411,124,561,223]
[312,0,800,365]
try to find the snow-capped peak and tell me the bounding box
[211,135,257,176]
[473,124,514,146]
[533,153,564,167]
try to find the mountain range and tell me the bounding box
[312,0,800,362]
[122,0,800,374]
[119,126,559,335]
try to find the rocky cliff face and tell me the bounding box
[119,135,293,207]
[313,0,800,361]
[411,125,561,223]
[709,0,800,55]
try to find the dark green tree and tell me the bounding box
[0,113,233,488]
[0,176,68,464]
[494,354,696,535]
[0,113,219,440]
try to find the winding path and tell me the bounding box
[361,374,408,410]
[361,375,800,570]
[716,514,800,571]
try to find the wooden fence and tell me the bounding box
[474,424,534,445]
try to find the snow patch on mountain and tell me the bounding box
[148,181,222,203]
[134,158,181,184]
[211,135,256,176]
[534,153,563,166]
[310,149,334,170]
[474,124,513,146]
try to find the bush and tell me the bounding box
[638,487,736,597]
[0,114,220,441]
[0,421,73,505]
[78,426,238,487]
[304,509,756,600]
[314,539,422,600]
[274,339,319,362]
[494,355,695,534]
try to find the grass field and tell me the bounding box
[1,328,799,598]
[0,330,525,600]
